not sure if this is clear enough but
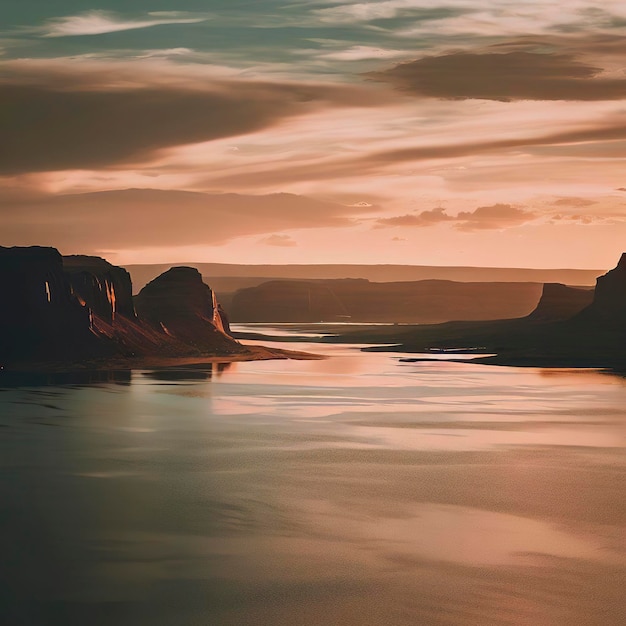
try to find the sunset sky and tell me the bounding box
[1,1,625,268]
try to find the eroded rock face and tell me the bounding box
[0,246,100,363]
[135,267,242,354]
[581,253,626,326]
[63,255,136,324]
[1,249,243,367]
[526,283,594,322]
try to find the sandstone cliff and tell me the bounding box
[63,255,136,323]
[0,248,242,368]
[134,267,243,355]
[0,246,104,363]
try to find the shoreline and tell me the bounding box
[397,353,626,373]
[0,343,325,374]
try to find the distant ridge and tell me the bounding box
[331,252,626,370]
[126,263,605,293]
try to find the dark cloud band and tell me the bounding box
[0,67,388,175]
[369,50,626,101]
[0,188,375,252]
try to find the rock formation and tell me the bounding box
[134,267,243,355]
[0,248,242,368]
[0,246,103,364]
[63,255,136,323]
[343,252,626,370]
[576,252,626,327]
[525,283,594,322]
[229,278,542,323]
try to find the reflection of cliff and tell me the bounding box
[230,279,543,323]
[0,247,241,368]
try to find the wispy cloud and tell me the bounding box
[375,207,452,227]
[35,11,208,38]
[259,234,298,247]
[317,45,408,61]
[375,204,537,231]
[0,189,372,251]
[551,197,596,207]
[312,1,465,25]
[454,203,537,230]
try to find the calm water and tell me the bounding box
[1,325,625,625]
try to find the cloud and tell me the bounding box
[551,213,614,225]
[375,204,536,231]
[0,60,386,175]
[259,234,297,247]
[359,116,626,168]
[551,197,596,207]
[209,113,626,188]
[33,11,208,38]
[312,2,464,25]
[369,50,626,101]
[454,203,537,230]
[375,207,452,227]
[317,46,408,62]
[0,83,297,174]
[0,188,373,253]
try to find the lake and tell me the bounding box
[1,324,625,625]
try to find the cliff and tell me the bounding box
[336,252,626,370]
[0,246,104,363]
[63,255,136,323]
[576,253,626,327]
[134,267,243,355]
[525,283,594,322]
[0,248,244,368]
[229,279,542,323]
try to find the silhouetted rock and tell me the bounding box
[577,253,626,327]
[333,253,626,370]
[135,267,243,354]
[0,248,247,368]
[526,283,594,322]
[230,279,542,323]
[0,246,103,364]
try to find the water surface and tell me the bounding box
[1,325,624,625]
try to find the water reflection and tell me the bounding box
[143,362,233,382]
[0,369,131,387]
[0,325,624,625]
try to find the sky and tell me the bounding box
[0,1,625,268]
